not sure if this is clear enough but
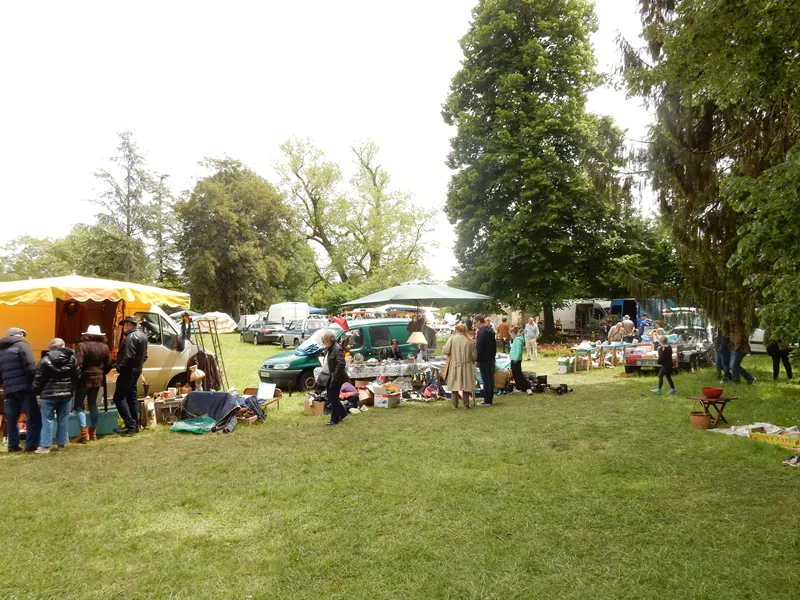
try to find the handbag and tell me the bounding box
[316,371,331,389]
[441,354,452,380]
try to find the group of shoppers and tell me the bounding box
[439,314,536,409]
[1,317,149,454]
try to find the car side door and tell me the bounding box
[391,324,414,358]
[242,321,258,343]
[347,327,367,358]
[282,320,299,346]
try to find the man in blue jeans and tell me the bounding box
[475,315,496,406]
[715,329,732,383]
[0,327,41,453]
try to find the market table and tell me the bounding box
[687,396,737,427]
[571,343,627,370]
[346,359,447,380]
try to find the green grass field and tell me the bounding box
[2,335,799,599]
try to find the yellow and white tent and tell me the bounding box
[0,275,190,358]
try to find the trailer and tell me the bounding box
[622,341,709,374]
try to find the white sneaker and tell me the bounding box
[34,447,50,454]
[526,389,533,395]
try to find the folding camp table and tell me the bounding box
[687,396,737,427]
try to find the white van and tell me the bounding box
[134,305,203,391]
[267,302,309,325]
[544,299,610,332]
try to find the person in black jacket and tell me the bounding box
[651,336,677,395]
[0,327,41,452]
[766,339,793,381]
[113,316,149,435]
[475,315,497,406]
[385,339,403,360]
[320,329,348,426]
[32,338,80,454]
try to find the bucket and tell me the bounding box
[690,401,711,429]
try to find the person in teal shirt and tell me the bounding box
[509,326,531,394]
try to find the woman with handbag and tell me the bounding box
[442,324,477,409]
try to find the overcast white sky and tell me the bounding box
[0,0,650,282]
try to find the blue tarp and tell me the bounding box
[308,306,327,314]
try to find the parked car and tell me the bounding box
[260,318,415,391]
[240,321,285,345]
[278,318,329,348]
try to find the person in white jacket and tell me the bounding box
[524,317,540,361]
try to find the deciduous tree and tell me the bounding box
[443,0,626,337]
[176,158,311,319]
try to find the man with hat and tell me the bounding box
[112,316,148,435]
[0,327,41,452]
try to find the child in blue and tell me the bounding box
[651,336,677,395]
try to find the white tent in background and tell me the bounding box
[196,311,238,334]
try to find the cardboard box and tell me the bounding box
[358,388,374,405]
[354,380,370,389]
[374,393,401,408]
[304,397,326,416]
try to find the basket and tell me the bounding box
[690,401,711,429]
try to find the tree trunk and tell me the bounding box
[542,301,556,342]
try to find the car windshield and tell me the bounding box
[295,325,342,353]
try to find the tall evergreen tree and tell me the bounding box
[443,0,623,337]
[92,131,155,281]
[619,0,800,334]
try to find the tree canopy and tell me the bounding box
[278,137,434,313]
[176,158,314,318]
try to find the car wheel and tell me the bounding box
[294,338,300,347]
[280,338,287,348]
[624,365,636,374]
[253,335,259,346]
[299,370,316,391]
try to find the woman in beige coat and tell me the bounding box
[443,324,478,409]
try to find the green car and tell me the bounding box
[259,318,417,391]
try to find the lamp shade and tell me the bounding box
[407,331,428,345]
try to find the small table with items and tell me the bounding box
[687,396,738,427]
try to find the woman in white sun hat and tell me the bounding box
[73,325,112,443]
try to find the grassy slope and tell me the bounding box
[2,335,799,599]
